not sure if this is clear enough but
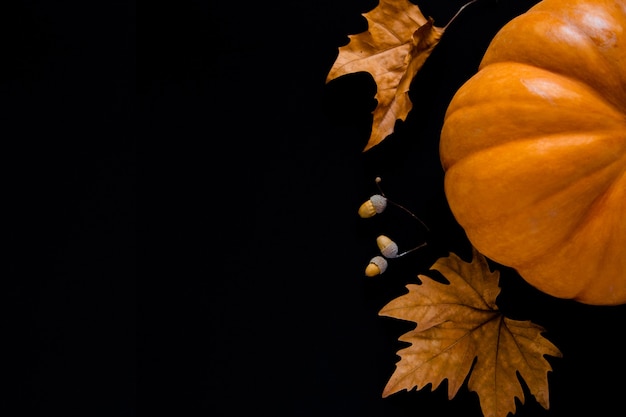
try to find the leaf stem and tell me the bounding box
[443,0,480,30]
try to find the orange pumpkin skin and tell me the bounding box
[440,0,626,305]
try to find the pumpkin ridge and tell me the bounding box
[444,132,625,269]
[440,62,626,170]
[441,105,626,168]
[449,130,626,206]
[514,168,626,303]
[525,162,624,260]
[479,3,626,114]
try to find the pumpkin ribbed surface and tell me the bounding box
[440,0,626,305]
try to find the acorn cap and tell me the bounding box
[370,194,387,213]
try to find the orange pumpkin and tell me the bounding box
[439,0,626,305]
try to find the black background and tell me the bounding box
[2,1,135,417]
[6,0,624,417]
[141,0,626,416]
[144,0,626,417]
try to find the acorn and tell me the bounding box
[358,194,387,218]
[365,256,388,277]
[376,235,398,258]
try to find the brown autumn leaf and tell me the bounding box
[326,0,444,151]
[379,249,562,417]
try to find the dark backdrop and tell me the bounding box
[144,1,626,417]
[2,2,135,416]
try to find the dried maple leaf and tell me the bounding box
[379,249,562,417]
[326,0,444,151]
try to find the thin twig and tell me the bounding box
[443,0,481,30]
